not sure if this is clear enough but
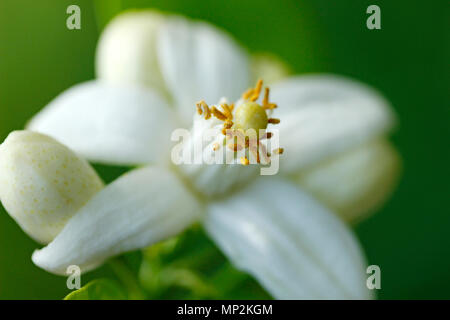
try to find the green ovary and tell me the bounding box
[233,102,268,133]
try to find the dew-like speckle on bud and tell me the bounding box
[0,131,103,244]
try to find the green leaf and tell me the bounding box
[64,279,127,300]
[138,226,272,299]
[107,258,146,299]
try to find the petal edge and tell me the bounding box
[32,166,201,275]
[204,177,372,299]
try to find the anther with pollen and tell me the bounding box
[221,104,234,119]
[261,132,273,140]
[274,148,284,155]
[250,79,263,101]
[262,87,278,110]
[242,79,263,101]
[240,157,250,166]
[211,106,227,121]
[222,120,234,136]
[268,118,280,124]
[196,100,212,119]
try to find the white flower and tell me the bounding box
[0,11,400,299]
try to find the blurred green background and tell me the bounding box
[0,0,448,299]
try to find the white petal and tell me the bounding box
[96,11,168,95]
[0,131,103,244]
[27,81,178,165]
[270,75,396,173]
[295,139,401,223]
[32,166,201,275]
[157,17,250,125]
[204,177,372,299]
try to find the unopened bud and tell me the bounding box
[0,131,103,244]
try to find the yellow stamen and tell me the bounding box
[240,157,250,166]
[273,148,284,155]
[261,132,273,140]
[212,143,220,151]
[204,106,211,120]
[262,87,278,110]
[264,103,278,110]
[196,100,212,119]
[211,106,227,121]
[242,79,264,101]
[222,128,229,136]
[222,120,233,136]
[224,120,233,128]
[268,118,280,124]
[196,101,206,115]
[221,104,233,120]
[250,79,263,101]
[263,87,269,106]
[242,88,254,100]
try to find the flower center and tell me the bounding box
[195,79,283,166]
[175,80,284,197]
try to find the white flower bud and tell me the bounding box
[0,131,103,244]
[96,11,167,94]
[250,53,291,85]
[295,139,400,223]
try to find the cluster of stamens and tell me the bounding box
[196,100,235,136]
[196,79,284,166]
[242,79,277,110]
